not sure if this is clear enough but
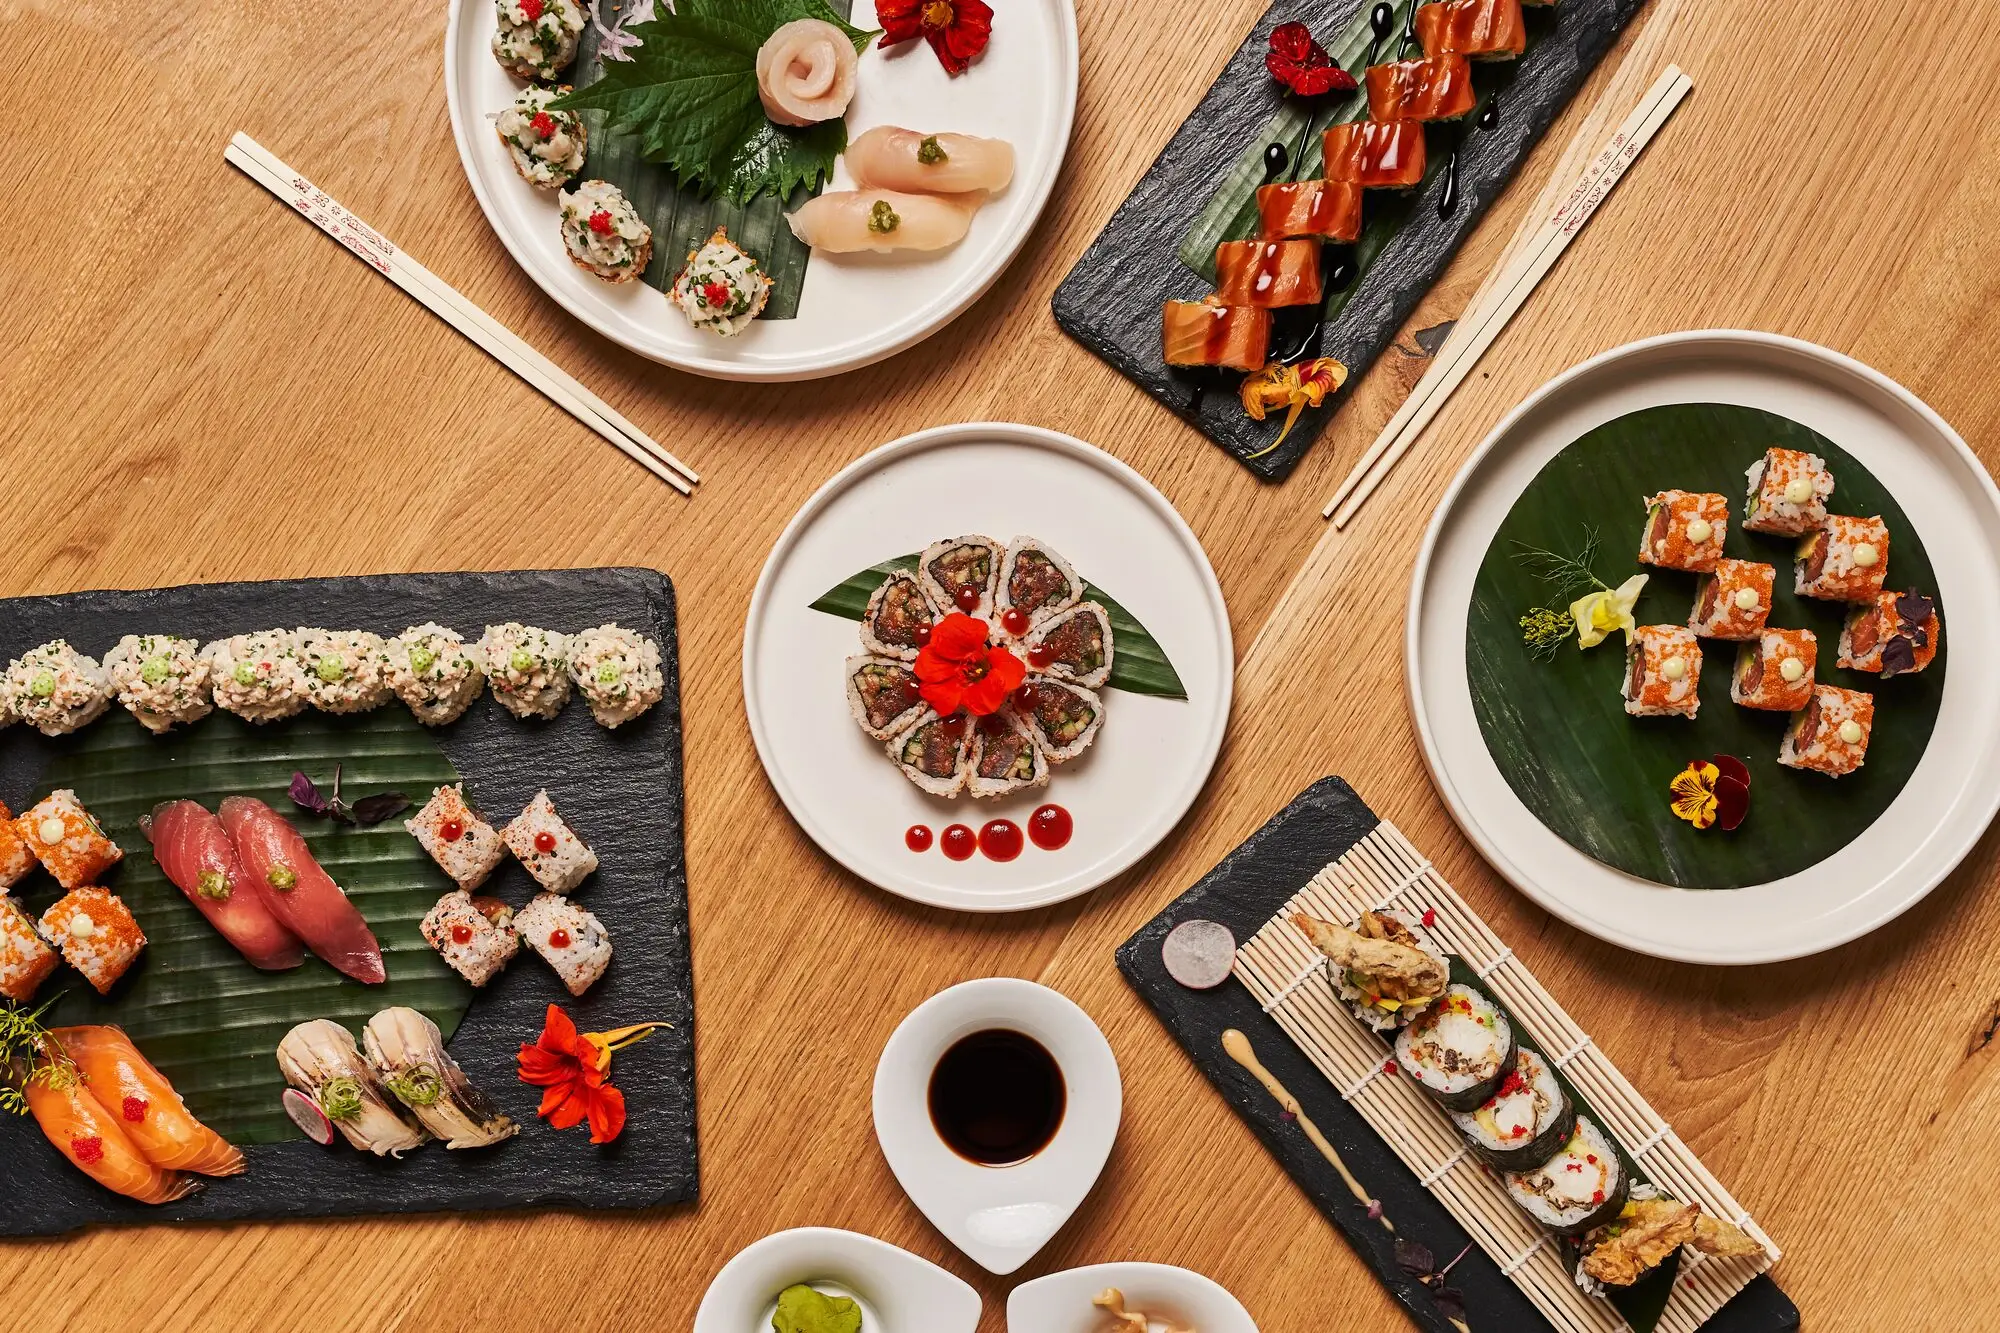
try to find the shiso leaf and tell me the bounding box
[771,1284,863,1333]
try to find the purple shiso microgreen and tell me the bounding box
[289,770,330,816]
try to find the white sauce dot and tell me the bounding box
[37,818,65,845]
[1852,543,1879,568]
[1784,478,1815,505]
[1839,719,1865,744]
[1685,519,1713,544]
[1780,657,1806,682]
[69,913,97,941]
[1661,655,1688,681]
[1734,587,1761,611]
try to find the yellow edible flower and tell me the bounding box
[1241,357,1349,457]
[1670,760,1721,830]
[1570,573,1649,649]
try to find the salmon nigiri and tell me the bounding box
[219,796,384,984]
[53,1026,245,1176]
[786,191,975,254]
[24,1058,200,1205]
[142,801,303,971]
[844,127,1016,194]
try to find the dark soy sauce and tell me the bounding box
[1479,93,1502,132]
[1366,2,1396,66]
[929,1029,1066,1166]
[1437,142,1461,219]
[1262,141,1290,183]
[1399,0,1419,56]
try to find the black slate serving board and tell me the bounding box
[1056,0,1646,481]
[0,569,696,1236]
[1116,778,1798,1332]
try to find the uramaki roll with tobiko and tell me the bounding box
[1393,983,1517,1112]
[1687,558,1775,639]
[1795,514,1889,601]
[1451,1047,1576,1171]
[1622,625,1701,719]
[1730,627,1816,712]
[885,709,974,797]
[1839,588,1940,678]
[1743,446,1834,536]
[1502,1115,1630,1235]
[1780,684,1874,777]
[1637,490,1727,573]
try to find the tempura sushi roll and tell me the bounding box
[420,891,519,987]
[205,630,309,724]
[1163,300,1272,372]
[1622,626,1701,719]
[103,634,213,733]
[919,535,1002,620]
[885,710,973,797]
[558,180,653,283]
[17,790,123,890]
[1393,983,1517,1112]
[996,537,1084,632]
[3,640,111,737]
[479,623,571,719]
[1731,628,1816,711]
[1779,684,1874,777]
[1795,515,1889,601]
[1256,179,1362,242]
[491,0,584,81]
[1214,239,1323,308]
[860,571,939,661]
[1687,559,1775,640]
[1637,490,1727,573]
[406,784,507,891]
[967,712,1050,799]
[0,800,36,890]
[385,623,485,726]
[1415,0,1528,60]
[514,893,612,996]
[1502,1116,1630,1235]
[1365,54,1477,121]
[1839,588,1940,678]
[1451,1048,1575,1171]
[494,84,586,189]
[1322,121,1426,189]
[847,655,928,741]
[1295,909,1448,1032]
[567,624,664,728]
[0,895,58,1003]
[1744,446,1834,536]
[1014,676,1104,764]
[294,629,391,714]
[37,886,146,996]
[1021,602,1114,690]
[503,790,599,894]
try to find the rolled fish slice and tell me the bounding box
[787,191,975,254]
[845,126,1016,194]
[1414,0,1528,60]
[142,800,304,972]
[25,1065,200,1205]
[1322,120,1427,189]
[1256,179,1362,242]
[756,18,859,126]
[362,1007,518,1150]
[53,1026,245,1176]
[276,1019,426,1156]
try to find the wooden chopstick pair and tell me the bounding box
[1321,66,1694,527]
[224,133,699,496]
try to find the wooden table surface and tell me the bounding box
[5,0,1998,1329]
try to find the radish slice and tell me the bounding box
[284,1088,335,1145]
[1163,919,1236,989]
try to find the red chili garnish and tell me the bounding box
[587,209,614,236]
[701,280,732,309]
[440,819,465,842]
[1000,607,1029,636]
[534,830,558,854]
[913,614,1026,717]
[72,1136,105,1165]
[121,1096,148,1123]
[450,923,474,945]
[549,929,572,949]
[877,0,993,76]
[1592,1190,1606,1204]
[520,0,545,20]
[1383,1059,1398,1074]
[1586,1154,1599,1164]
[1420,907,1437,928]
[529,110,557,139]
[1265,21,1358,97]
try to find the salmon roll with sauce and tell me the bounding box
[1838,588,1940,678]
[1214,239,1324,308]
[1323,121,1426,189]
[1415,0,1528,60]
[38,887,146,995]
[1688,559,1775,639]
[1731,628,1816,712]
[1365,54,1477,121]
[1163,301,1271,371]
[1796,515,1889,602]
[1637,491,1727,573]
[1256,179,1362,242]
[17,790,123,891]
[1623,625,1701,718]
[1743,446,1835,536]
[1780,684,1874,777]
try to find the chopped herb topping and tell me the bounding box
[918,134,948,164]
[868,200,901,234]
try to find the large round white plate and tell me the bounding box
[745,423,1233,912]
[1409,331,2000,964]
[444,0,1077,381]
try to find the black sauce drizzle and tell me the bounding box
[1366,2,1396,66]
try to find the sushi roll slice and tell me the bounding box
[503,790,599,894]
[1294,909,1449,1032]
[276,1019,427,1156]
[670,227,773,337]
[205,630,310,724]
[860,571,940,661]
[0,673,15,729]
[1365,54,1478,121]
[1163,300,1272,371]
[1256,179,1363,242]
[385,623,485,726]
[967,712,1051,799]
[406,784,507,891]
[1214,239,1323,308]
[559,180,653,283]
[1394,983,1517,1112]
[421,892,519,987]
[479,623,572,719]
[491,0,584,80]
[1839,588,1940,678]
[17,790,124,890]
[37,886,146,996]
[1687,559,1775,640]
[0,800,36,890]
[920,536,1003,621]
[1322,121,1426,189]
[1415,0,1528,60]
[847,655,929,741]
[494,85,587,189]
[1022,602,1115,690]
[1622,626,1702,719]
[1780,684,1874,777]
[514,893,612,996]
[1743,446,1834,536]
[1731,628,1816,712]
[996,537,1084,632]
[1637,490,1727,573]
[363,1007,519,1149]
[294,629,391,714]
[0,895,58,1003]
[3,640,111,737]
[1451,1048,1576,1171]
[1795,515,1889,601]
[1014,676,1104,764]
[103,634,213,733]
[886,710,974,797]
[1502,1115,1630,1235]
[568,624,665,728]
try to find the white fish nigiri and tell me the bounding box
[787,191,975,254]
[756,19,858,126]
[845,127,1016,194]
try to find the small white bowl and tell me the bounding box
[692,1227,981,1333]
[1006,1262,1259,1332]
[873,978,1122,1275]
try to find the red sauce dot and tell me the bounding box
[122,1096,148,1123]
[979,819,1024,862]
[1014,684,1038,708]
[905,825,933,853]
[940,824,977,861]
[1000,607,1029,636]
[440,819,465,842]
[548,929,572,949]
[1027,646,1057,670]
[450,923,474,945]
[914,624,933,648]
[953,585,981,612]
[1028,803,1073,851]
[534,830,558,854]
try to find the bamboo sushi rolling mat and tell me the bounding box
[1234,820,1780,1333]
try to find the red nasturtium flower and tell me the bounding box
[914,614,1025,717]
[516,1004,666,1145]
[1265,21,1358,97]
[878,0,994,76]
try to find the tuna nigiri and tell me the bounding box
[786,191,975,254]
[142,801,303,972]
[53,1026,245,1176]
[219,797,385,985]
[24,1059,200,1205]
[844,127,1016,194]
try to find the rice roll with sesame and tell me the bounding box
[495,85,586,189]
[920,535,1002,619]
[967,712,1050,799]
[847,655,928,741]
[514,893,612,996]
[1014,676,1104,763]
[295,629,391,714]
[0,894,58,1003]
[1294,909,1448,1032]
[886,710,973,797]
[406,784,507,892]
[17,790,123,890]
[559,180,653,283]
[1780,684,1874,777]
[1839,588,1940,678]
[996,537,1083,631]
[479,623,571,719]
[4,641,111,737]
[37,886,146,996]
[1502,1116,1629,1235]
[1451,1048,1575,1171]
[384,624,484,726]
[103,634,213,733]
[1743,446,1834,536]
[860,572,939,662]
[1731,628,1816,711]
[0,801,39,890]
[568,624,664,728]
[503,790,599,894]
[1795,515,1889,601]
[1021,602,1114,689]
[420,891,519,988]
[205,630,309,724]
[491,0,584,80]
[1636,491,1727,573]
[1394,983,1517,1112]
[1623,626,1702,719]
[1687,559,1775,640]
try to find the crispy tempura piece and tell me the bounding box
[1093,1288,1194,1333]
[1292,910,1447,1003]
[1581,1198,1763,1286]
[1693,1213,1764,1258]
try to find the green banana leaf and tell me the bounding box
[810,556,1189,700]
[1466,404,1945,889]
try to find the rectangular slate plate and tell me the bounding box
[1056,0,1646,481]
[1116,778,1798,1332]
[0,569,696,1236]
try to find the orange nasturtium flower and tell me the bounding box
[1241,357,1349,457]
[516,1004,668,1145]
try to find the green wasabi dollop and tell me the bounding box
[140,655,172,685]
[267,866,298,891]
[233,662,257,686]
[917,134,948,165]
[868,200,900,234]
[315,657,346,683]
[196,869,230,901]
[771,1285,862,1333]
[29,672,56,699]
[509,648,536,674]
[408,646,438,675]
[594,661,622,685]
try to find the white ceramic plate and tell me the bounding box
[693,1226,981,1333]
[1409,331,2000,964]
[1006,1262,1258,1333]
[745,423,1233,912]
[443,0,1078,381]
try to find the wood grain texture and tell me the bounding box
[2,0,1998,1329]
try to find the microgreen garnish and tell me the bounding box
[1512,528,1609,604]
[386,1064,444,1108]
[1519,607,1573,662]
[0,998,71,1117]
[290,766,410,827]
[1394,1238,1473,1324]
[1511,528,1647,658]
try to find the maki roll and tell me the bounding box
[1415,0,1528,60]
[363,1007,519,1149]
[1637,490,1727,573]
[1687,559,1775,640]
[886,710,973,797]
[1214,239,1323,308]
[17,790,123,890]
[1743,446,1834,536]
[1502,1115,1629,1235]
[0,894,58,1003]
[37,886,146,996]
[848,655,929,741]
[494,85,586,189]
[103,634,213,733]
[1021,602,1114,689]
[479,623,572,719]
[385,624,485,726]
[1839,588,1940,678]
[421,891,519,988]
[1795,515,1889,601]
[1730,627,1816,712]
[0,800,37,890]
[1395,984,1516,1111]
[558,180,653,283]
[294,629,391,714]
[569,624,665,728]
[1163,300,1272,372]
[1578,1188,1763,1289]
[4,640,111,737]
[1780,684,1874,777]
[491,0,584,81]
[1014,676,1104,763]
[503,790,599,894]
[1256,179,1363,242]
[205,630,309,724]
[996,537,1084,632]
[1451,1048,1575,1171]
[1365,54,1477,121]
[1622,626,1702,719]
[860,572,939,661]
[919,535,1002,619]
[406,784,507,892]
[1322,121,1426,189]
[515,893,612,996]
[967,712,1050,799]
[276,1019,426,1157]
[1294,909,1448,1032]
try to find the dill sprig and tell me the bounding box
[1510,528,1612,604]
[0,997,70,1116]
[1519,608,1573,662]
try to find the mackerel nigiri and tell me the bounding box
[219,797,384,984]
[787,191,975,254]
[52,1026,245,1176]
[142,801,303,972]
[24,1060,200,1205]
[844,127,1016,194]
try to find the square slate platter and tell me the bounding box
[0,568,696,1236]
[1056,0,1647,481]
[1116,777,1798,1332]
